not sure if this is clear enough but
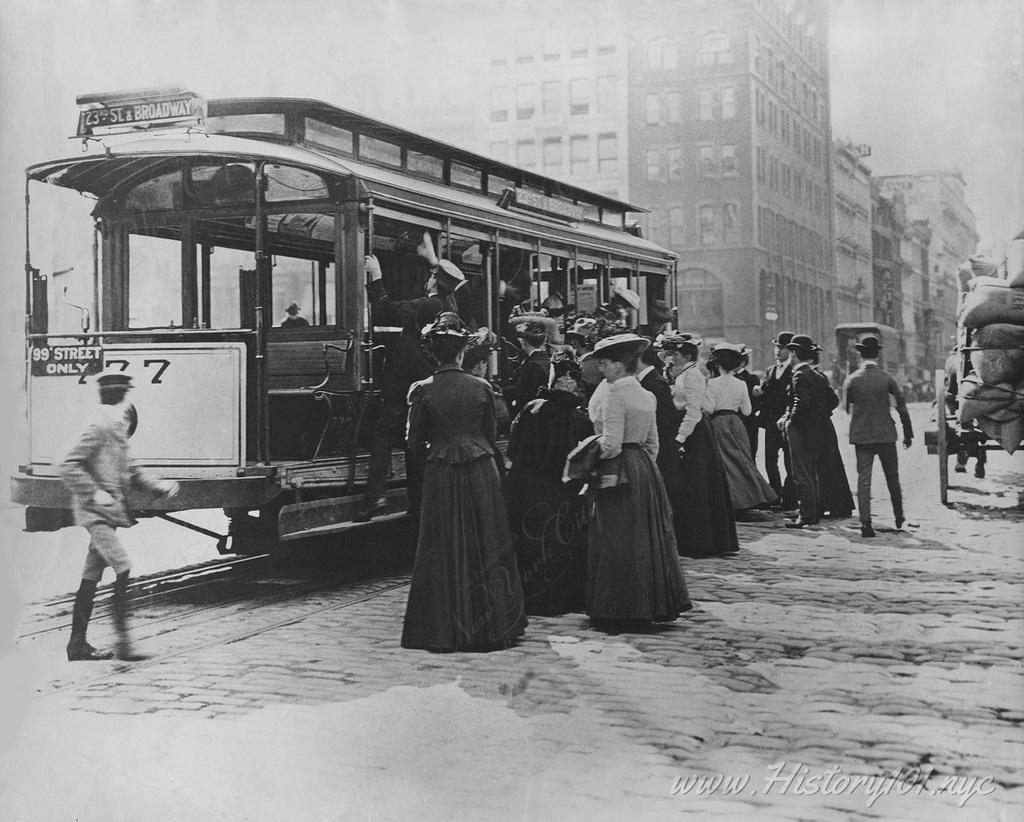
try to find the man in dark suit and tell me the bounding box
[356,235,464,522]
[843,335,914,538]
[758,331,796,507]
[780,334,834,528]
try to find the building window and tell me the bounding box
[699,205,716,245]
[752,35,763,74]
[645,149,663,181]
[570,79,590,115]
[597,43,616,56]
[570,135,590,176]
[645,93,662,125]
[517,140,536,169]
[597,75,616,113]
[666,91,683,123]
[489,87,509,122]
[699,144,717,176]
[597,133,617,173]
[542,138,562,175]
[724,202,739,244]
[781,110,789,144]
[756,146,766,182]
[541,81,561,115]
[667,147,683,180]
[646,36,678,70]
[697,87,715,120]
[490,141,509,163]
[721,144,737,176]
[516,84,535,120]
[700,31,733,65]
[569,31,588,59]
[721,86,736,119]
[543,30,561,61]
[669,206,685,245]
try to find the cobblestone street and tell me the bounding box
[2,406,1023,821]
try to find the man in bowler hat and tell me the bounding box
[357,233,464,522]
[59,370,179,660]
[843,335,913,538]
[758,331,797,507]
[779,335,837,528]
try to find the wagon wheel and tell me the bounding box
[937,411,949,506]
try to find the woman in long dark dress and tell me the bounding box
[812,349,854,519]
[702,344,778,513]
[585,334,692,627]
[401,314,527,652]
[507,356,593,615]
[659,335,739,557]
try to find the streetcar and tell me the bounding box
[11,87,678,553]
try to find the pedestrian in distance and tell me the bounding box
[356,233,464,523]
[843,335,914,538]
[584,334,692,628]
[658,334,738,557]
[758,331,798,509]
[279,301,310,328]
[508,312,557,418]
[401,313,527,651]
[703,343,778,515]
[779,334,838,529]
[59,370,179,661]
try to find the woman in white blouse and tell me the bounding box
[585,334,691,627]
[702,342,778,513]
[659,335,738,556]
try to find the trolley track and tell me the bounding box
[36,572,412,698]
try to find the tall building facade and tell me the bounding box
[832,139,873,323]
[878,170,979,369]
[473,3,631,200]
[629,0,834,369]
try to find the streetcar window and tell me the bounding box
[207,245,251,328]
[206,113,286,137]
[272,255,335,327]
[264,165,329,202]
[304,118,354,154]
[186,163,255,206]
[128,234,182,328]
[124,171,182,211]
[450,161,481,191]
[359,135,402,167]
[407,151,444,180]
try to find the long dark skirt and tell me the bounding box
[708,412,778,511]
[676,419,739,557]
[402,455,527,652]
[587,446,692,621]
[818,418,855,518]
[507,464,588,615]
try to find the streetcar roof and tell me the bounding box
[27,132,676,265]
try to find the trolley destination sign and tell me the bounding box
[30,344,104,377]
[76,91,205,137]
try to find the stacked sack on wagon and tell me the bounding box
[955,239,1024,453]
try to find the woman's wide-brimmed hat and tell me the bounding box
[564,316,598,340]
[585,332,650,361]
[610,286,642,312]
[512,311,558,339]
[657,332,703,352]
[422,311,470,339]
[712,341,744,355]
